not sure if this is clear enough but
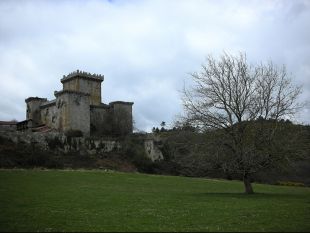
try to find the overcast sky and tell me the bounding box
[0,0,309,131]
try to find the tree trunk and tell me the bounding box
[243,174,254,194]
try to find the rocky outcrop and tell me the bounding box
[0,131,163,162]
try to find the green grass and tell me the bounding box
[0,170,309,232]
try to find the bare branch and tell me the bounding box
[181,52,304,194]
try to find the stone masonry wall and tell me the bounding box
[90,106,112,136]
[111,102,133,135]
[26,98,47,126]
[0,131,163,162]
[63,78,102,105]
[55,91,90,136]
[40,102,57,129]
[0,131,120,155]
[67,92,90,136]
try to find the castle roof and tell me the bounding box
[61,70,104,83]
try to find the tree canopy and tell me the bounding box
[182,52,304,194]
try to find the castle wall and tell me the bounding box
[110,102,133,135]
[63,78,102,105]
[40,100,57,129]
[25,97,47,127]
[55,91,90,136]
[55,94,68,131]
[68,92,90,135]
[1,131,164,162]
[90,105,113,136]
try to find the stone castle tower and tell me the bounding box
[25,70,133,136]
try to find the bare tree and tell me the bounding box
[182,52,303,194]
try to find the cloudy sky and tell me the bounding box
[0,0,309,131]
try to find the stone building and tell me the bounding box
[24,70,133,136]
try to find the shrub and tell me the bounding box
[0,135,13,145]
[122,136,155,173]
[277,181,305,187]
[26,151,63,169]
[65,129,83,137]
[46,136,64,150]
[152,160,180,176]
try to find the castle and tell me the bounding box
[22,70,133,136]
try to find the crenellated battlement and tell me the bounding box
[61,70,104,83]
[25,97,47,103]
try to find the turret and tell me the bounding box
[25,97,47,126]
[109,101,134,135]
[61,70,104,105]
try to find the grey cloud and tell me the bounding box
[0,0,309,131]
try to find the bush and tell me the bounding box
[152,160,180,176]
[277,181,305,187]
[65,129,83,137]
[0,135,13,145]
[0,137,64,169]
[25,151,63,169]
[122,136,155,173]
[46,136,64,150]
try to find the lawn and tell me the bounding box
[0,169,309,232]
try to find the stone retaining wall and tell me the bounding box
[0,131,163,162]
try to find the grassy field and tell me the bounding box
[0,170,309,232]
